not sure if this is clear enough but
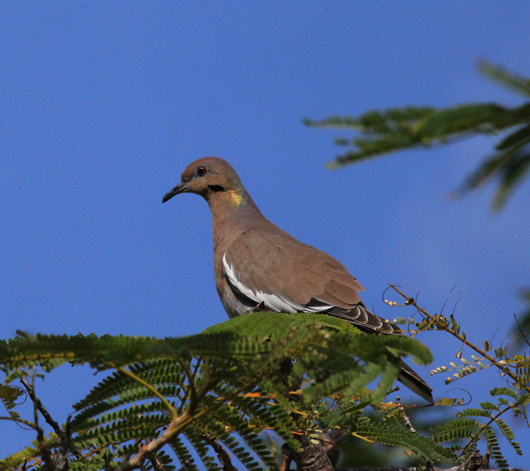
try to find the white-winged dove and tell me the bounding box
[163,157,433,403]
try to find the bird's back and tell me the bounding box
[220,218,402,336]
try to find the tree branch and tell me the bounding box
[20,376,62,437]
[390,284,530,395]
[114,367,267,470]
[20,375,55,471]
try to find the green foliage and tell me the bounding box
[304,62,530,211]
[0,384,24,420]
[1,305,529,469]
[1,312,436,470]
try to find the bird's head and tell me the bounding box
[162,157,249,207]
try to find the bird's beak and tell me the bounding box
[162,182,187,203]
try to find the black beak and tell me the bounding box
[162,182,187,203]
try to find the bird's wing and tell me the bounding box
[223,226,433,403]
[223,226,402,335]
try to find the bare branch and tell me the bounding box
[20,376,62,437]
[20,374,56,471]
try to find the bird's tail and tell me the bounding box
[398,359,434,403]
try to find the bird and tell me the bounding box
[162,157,433,403]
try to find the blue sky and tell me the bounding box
[2,2,530,467]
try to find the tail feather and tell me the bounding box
[398,360,433,403]
[324,304,434,402]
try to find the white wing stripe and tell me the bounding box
[222,254,333,313]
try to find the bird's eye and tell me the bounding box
[196,166,207,177]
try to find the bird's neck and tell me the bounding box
[208,192,264,253]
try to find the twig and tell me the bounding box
[390,285,530,395]
[484,443,492,469]
[145,439,165,471]
[202,434,238,471]
[0,415,40,429]
[148,457,164,471]
[21,372,55,471]
[177,359,199,410]
[104,453,112,471]
[513,313,530,347]
[56,415,73,471]
[36,418,54,469]
[20,376,63,437]
[396,397,416,434]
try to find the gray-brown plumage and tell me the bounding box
[163,157,433,403]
